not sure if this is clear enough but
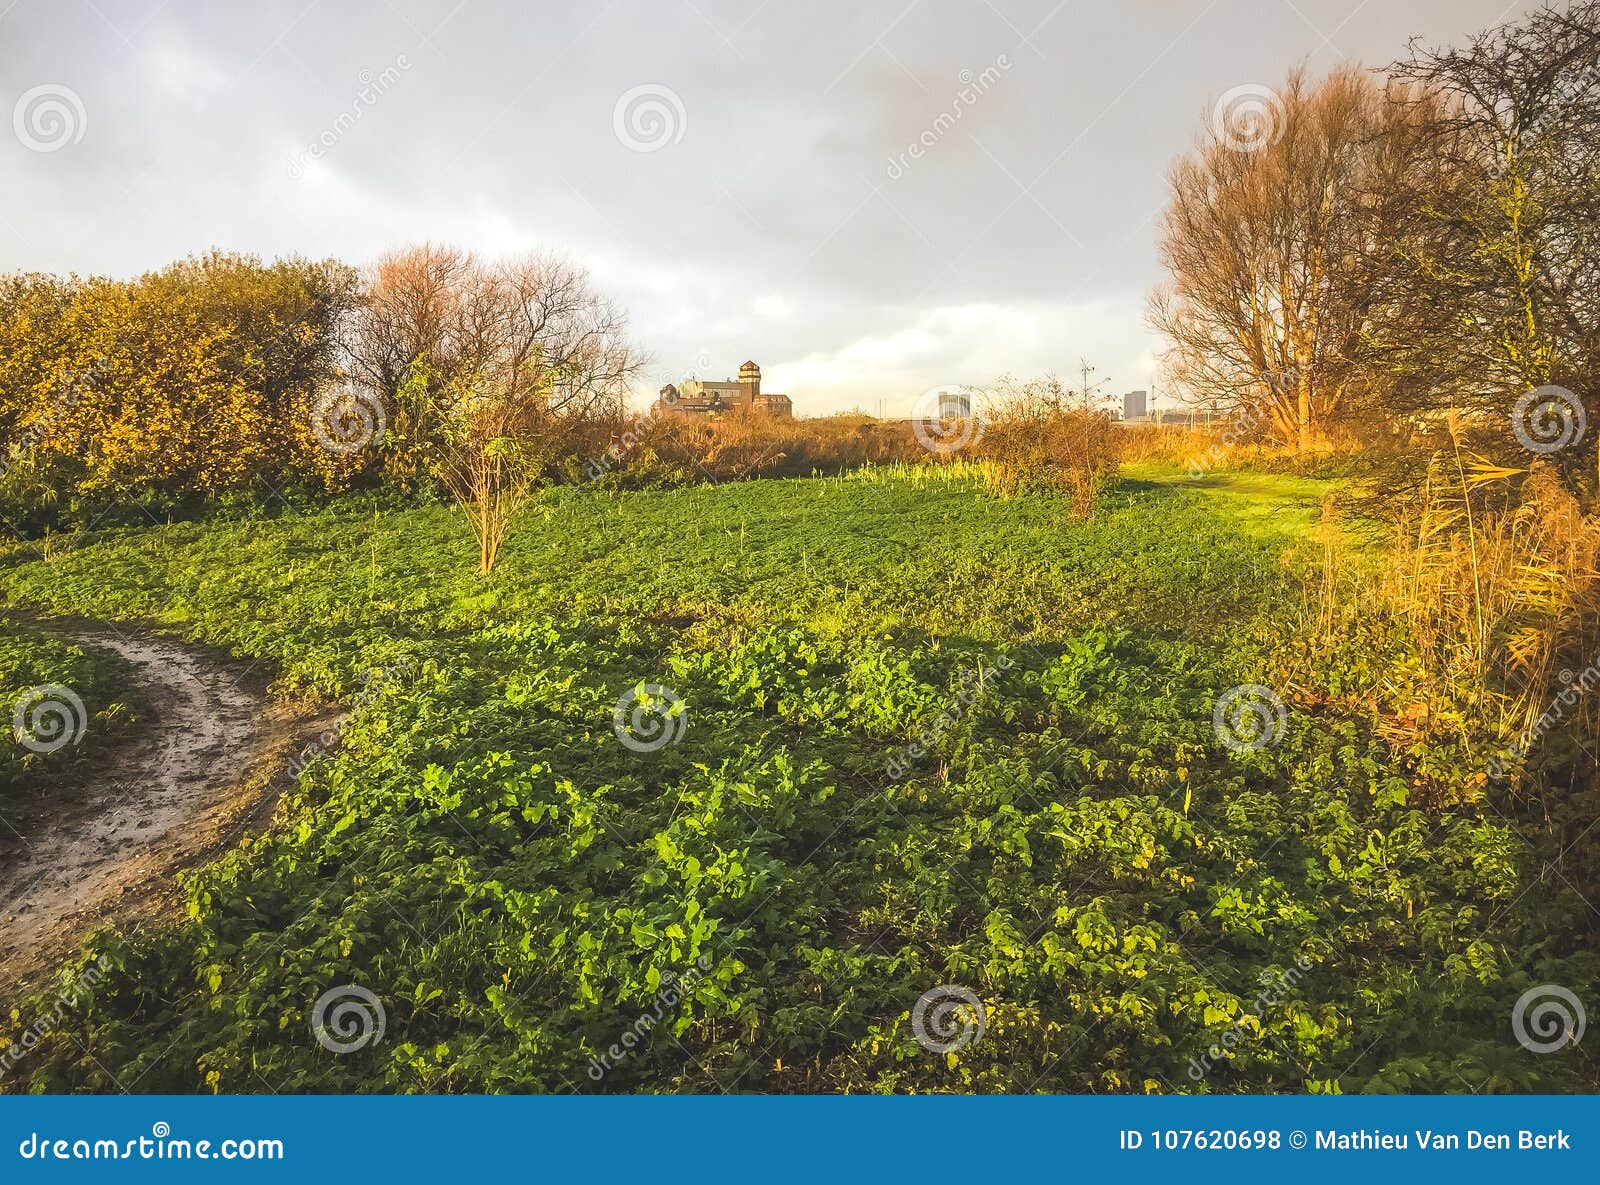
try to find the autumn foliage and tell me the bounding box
[0,252,359,523]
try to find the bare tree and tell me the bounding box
[1379,2,1600,491]
[346,244,475,466]
[353,246,646,570]
[493,253,641,421]
[1150,66,1393,451]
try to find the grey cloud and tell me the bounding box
[0,0,1550,411]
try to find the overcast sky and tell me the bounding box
[0,0,1545,414]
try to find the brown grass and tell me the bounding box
[570,408,930,485]
[575,382,1125,512]
[1302,420,1600,803]
[978,377,1119,515]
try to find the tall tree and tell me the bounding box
[346,245,644,481]
[1150,66,1392,451]
[350,245,645,570]
[1380,2,1600,492]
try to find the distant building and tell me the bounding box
[1114,389,1219,428]
[653,360,793,417]
[936,388,973,419]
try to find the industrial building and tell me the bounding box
[653,360,793,417]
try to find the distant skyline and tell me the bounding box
[0,0,1546,414]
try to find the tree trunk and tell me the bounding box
[1297,376,1314,453]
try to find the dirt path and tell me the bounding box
[0,624,329,988]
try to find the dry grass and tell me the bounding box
[979,377,1120,516]
[1117,419,1367,476]
[1389,453,1600,759]
[573,408,929,484]
[1117,423,1225,465]
[578,383,1124,513]
[1301,420,1600,803]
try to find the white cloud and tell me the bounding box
[3,0,1524,420]
[752,293,794,319]
[763,297,1152,415]
[141,41,231,106]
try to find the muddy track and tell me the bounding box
[0,623,331,989]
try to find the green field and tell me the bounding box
[0,464,1589,1093]
[0,623,135,799]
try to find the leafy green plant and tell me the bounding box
[0,466,1591,1094]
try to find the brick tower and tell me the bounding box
[738,360,761,405]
